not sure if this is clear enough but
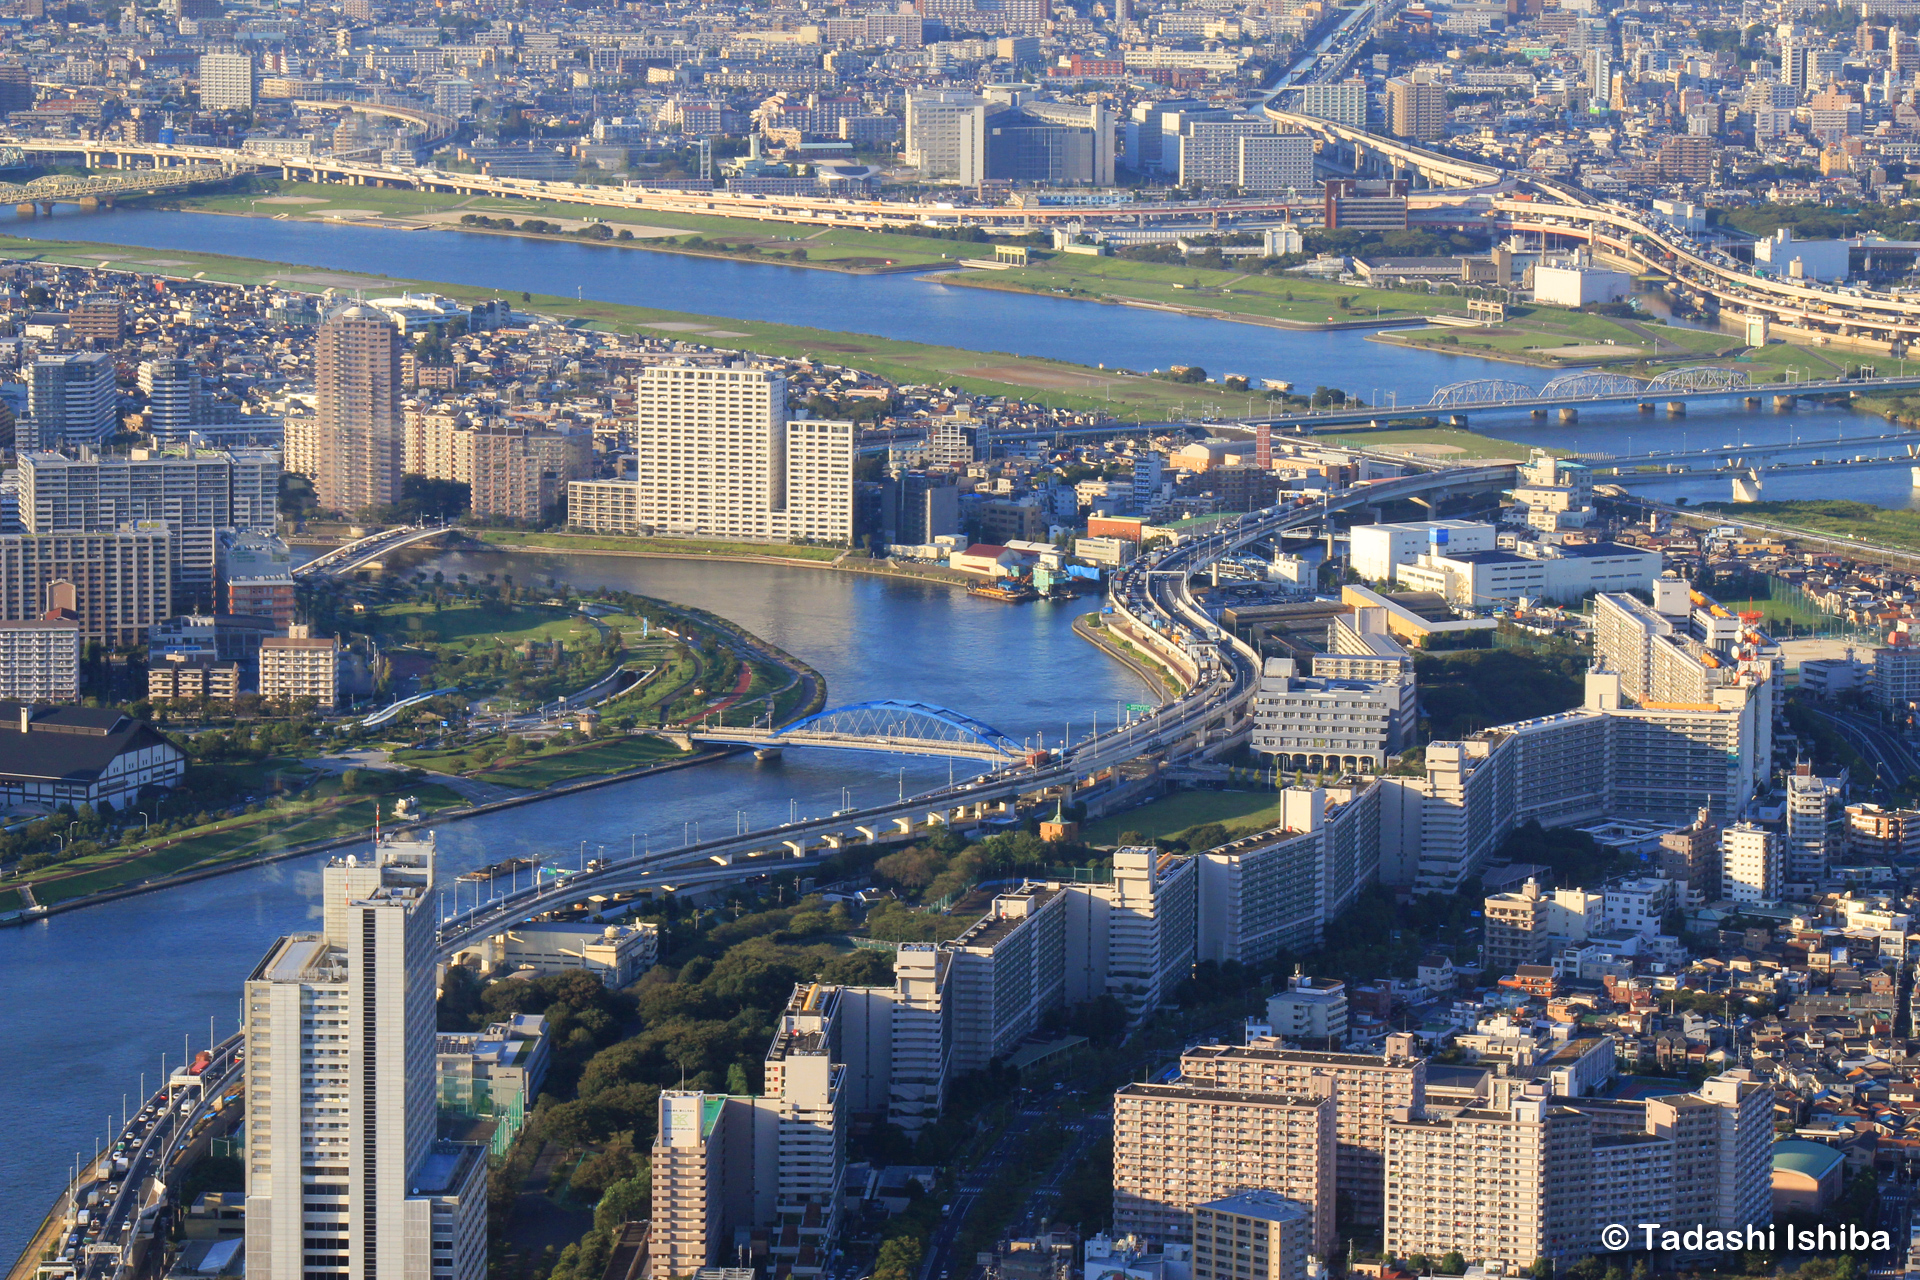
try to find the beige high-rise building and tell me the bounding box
[259,623,340,707]
[1192,1192,1313,1280]
[1385,74,1446,140]
[1177,1037,1424,1227]
[1112,1080,1335,1253]
[633,363,854,544]
[314,306,404,514]
[1384,1092,1594,1268]
[0,527,171,647]
[470,423,591,523]
[652,982,847,1279]
[403,407,477,484]
[1382,1073,1774,1270]
[243,834,487,1280]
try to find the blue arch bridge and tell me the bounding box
[686,699,1023,761]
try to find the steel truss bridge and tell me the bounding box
[429,463,1520,963]
[1429,366,1753,409]
[689,699,1022,760]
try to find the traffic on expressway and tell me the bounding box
[431,464,1512,963]
[48,1035,243,1280]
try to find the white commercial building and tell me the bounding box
[243,834,487,1280]
[1531,262,1632,307]
[1264,974,1348,1043]
[1754,227,1849,282]
[1250,656,1410,772]
[0,618,80,702]
[1394,541,1661,606]
[1349,520,1494,584]
[1237,131,1314,193]
[199,52,255,111]
[1721,822,1783,904]
[632,364,854,544]
[480,920,658,987]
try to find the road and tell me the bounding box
[1803,705,1919,793]
[32,1035,245,1280]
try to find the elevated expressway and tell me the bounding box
[429,465,1513,963]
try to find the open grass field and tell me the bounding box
[22,779,467,904]
[1081,788,1283,846]
[476,737,693,789]
[951,253,1448,330]
[1697,498,1920,554]
[374,599,603,649]
[0,230,1269,420]
[166,180,973,268]
[1313,425,1550,461]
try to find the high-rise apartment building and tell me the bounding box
[70,294,125,345]
[1237,132,1314,194]
[1298,78,1366,127]
[199,51,254,110]
[259,624,340,707]
[567,480,643,535]
[243,834,487,1280]
[1721,822,1782,905]
[1784,760,1841,884]
[1179,1037,1424,1227]
[17,446,278,607]
[1481,879,1602,972]
[1113,1080,1335,1251]
[632,364,853,544]
[470,423,591,523]
[1192,1193,1312,1280]
[651,982,848,1278]
[0,527,171,647]
[1382,1072,1772,1269]
[1385,75,1446,140]
[0,616,81,701]
[30,353,117,448]
[314,306,404,515]
[905,91,987,183]
[139,357,207,441]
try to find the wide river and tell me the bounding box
[8,205,1917,506]
[0,557,1145,1254]
[0,207,1910,1247]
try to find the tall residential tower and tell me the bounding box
[243,834,486,1280]
[314,306,404,515]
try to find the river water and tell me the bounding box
[0,207,1911,1245]
[0,557,1145,1254]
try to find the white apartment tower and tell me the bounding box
[1721,822,1783,905]
[243,834,486,1280]
[632,364,853,544]
[200,52,255,111]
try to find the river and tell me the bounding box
[0,556,1146,1256]
[7,205,1917,506]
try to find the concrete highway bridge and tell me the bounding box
[1253,371,1920,434]
[688,699,1024,761]
[291,522,455,579]
[429,462,1517,961]
[1579,430,1920,471]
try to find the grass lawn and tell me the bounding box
[0,231,1264,420]
[376,599,601,648]
[1312,425,1549,461]
[476,530,843,561]
[1713,594,1837,630]
[475,737,693,789]
[165,180,968,268]
[23,781,468,904]
[953,254,1447,330]
[1080,789,1283,846]
[1695,498,1920,554]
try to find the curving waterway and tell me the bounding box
[3,206,1920,1249]
[0,556,1146,1257]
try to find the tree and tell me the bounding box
[874,1236,924,1280]
[1439,1253,1467,1275]
[594,1169,651,1232]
